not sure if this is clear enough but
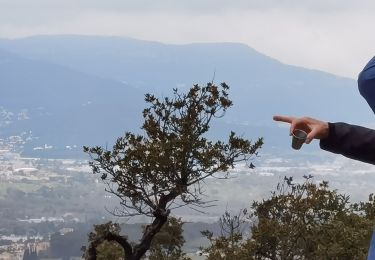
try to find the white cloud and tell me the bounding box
[0,1,374,78]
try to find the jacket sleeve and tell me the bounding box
[320,122,375,164]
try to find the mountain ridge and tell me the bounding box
[0,35,372,157]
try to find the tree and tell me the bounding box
[202,176,375,259]
[148,217,190,260]
[83,83,263,260]
[82,222,124,260]
[248,176,375,259]
[202,209,249,259]
[83,217,189,260]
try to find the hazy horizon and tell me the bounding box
[1,0,375,78]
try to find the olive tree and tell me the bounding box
[83,83,263,260]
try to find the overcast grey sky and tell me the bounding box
[0,0,374,78]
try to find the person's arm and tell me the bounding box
[273,115,375,165]
[320,122,375,164]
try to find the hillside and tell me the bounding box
[0,35,372,157]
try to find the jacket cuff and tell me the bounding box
[319,122,335,151]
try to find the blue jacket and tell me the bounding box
[320,56,375,164]
[320,122,375,164]
[320,57,375,259]
[368,231,375,260]
[359,56,375,113]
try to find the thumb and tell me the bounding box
[289,118,301,135]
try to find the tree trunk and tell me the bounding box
[86,207,170,260]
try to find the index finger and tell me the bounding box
[273,115,295,124]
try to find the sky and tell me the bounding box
[0,0,374,79]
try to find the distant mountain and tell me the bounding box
[0,48,143,157]
[0,35,373,157]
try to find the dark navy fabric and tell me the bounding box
[320,122,375,164]
[358,57,375,259]
[358,56,375,114]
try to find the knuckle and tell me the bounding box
[301,116,310,121]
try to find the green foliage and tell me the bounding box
[202,232,247,259]
[202,176,375,260]
[83,218,190,260]
[148,217,191,260]
[83,83,263,217]
[82,222,124,260]
[202,209,249,260]
[249,176,374,259]
[353,193,375,220]
[83,84,262,259]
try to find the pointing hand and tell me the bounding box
[273,115,329,144]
